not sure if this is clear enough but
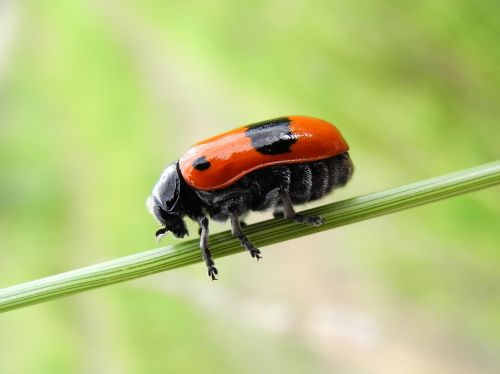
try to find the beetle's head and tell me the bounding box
[147,162,188,239]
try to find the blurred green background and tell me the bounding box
[1,0,499,373]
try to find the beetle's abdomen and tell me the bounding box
[288,154,352,205]
[263,153,353,206]
[194,153,353,221]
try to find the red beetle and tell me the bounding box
[148,116,353,279]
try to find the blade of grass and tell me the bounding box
[1,160,499,313]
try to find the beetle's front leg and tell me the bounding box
[198,216,218,280]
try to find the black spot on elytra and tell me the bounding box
[245,117,297,155]
[193,156,211,171]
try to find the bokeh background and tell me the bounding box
[1,1,499,373]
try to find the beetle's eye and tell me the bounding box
[152,163,181,212]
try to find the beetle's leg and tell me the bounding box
[198,216,218,280]
[230,214,261,260]
[280,191,325,226]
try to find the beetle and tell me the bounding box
[147,116,353,279]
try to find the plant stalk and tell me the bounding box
[1,161,499,313]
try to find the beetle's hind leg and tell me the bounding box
[198,217,218,280]
[230,214,262,260]
[279,191,325,227]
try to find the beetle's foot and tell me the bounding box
[248,246,262,260]
[238,236,262,260]
[294,214,325,227]
[207,265,218,280]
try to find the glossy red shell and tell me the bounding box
[178,116,349,191]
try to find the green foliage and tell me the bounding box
[1,0,499,372]
[1,161,499,314]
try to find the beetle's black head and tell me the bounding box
[147,162,189,239]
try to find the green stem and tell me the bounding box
[1,161,499,313]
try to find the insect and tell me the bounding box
[147,116,353,279]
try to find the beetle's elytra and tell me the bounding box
[148,116,354,279]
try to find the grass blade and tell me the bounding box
[0,160,499,313]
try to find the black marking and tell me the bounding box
[245,117,298,155]
[193,156,211,171]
